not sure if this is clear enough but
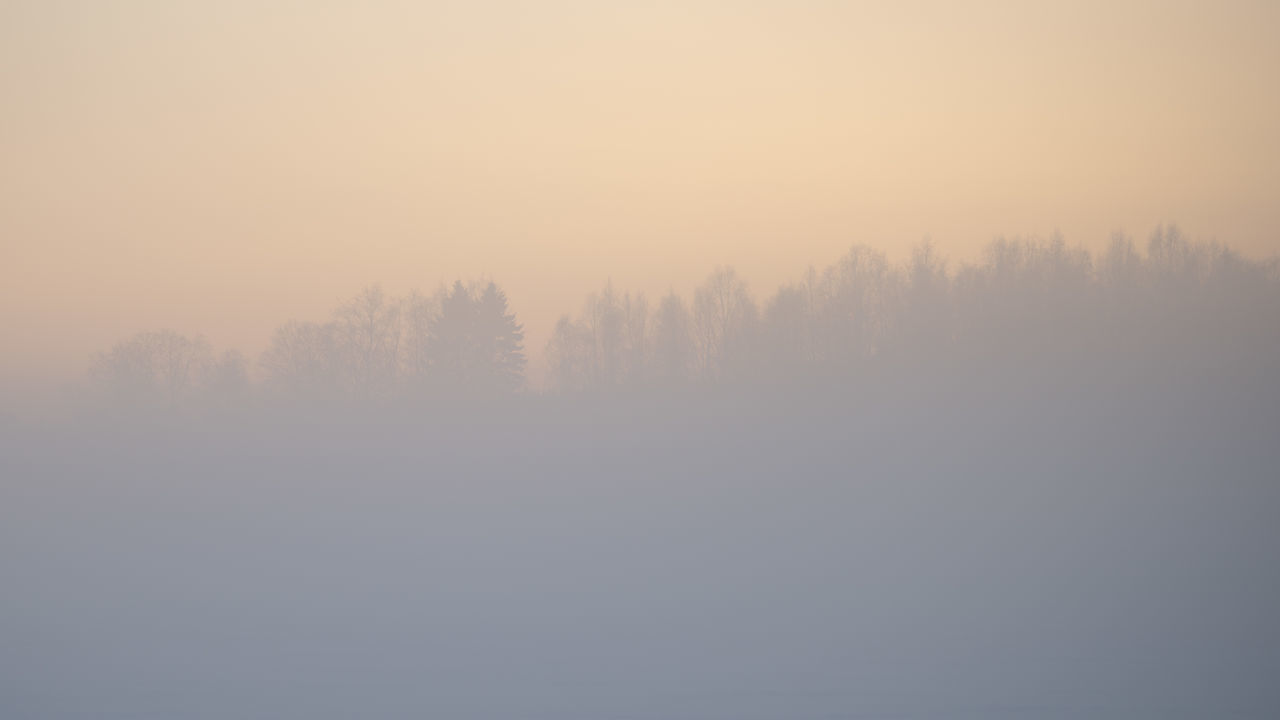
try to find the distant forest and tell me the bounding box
[84,226,1280,410]
[13,226,1280,719]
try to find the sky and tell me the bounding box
[3,0,1279,387]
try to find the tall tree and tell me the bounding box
[426,281,526,393]
[546,315,592,393]
[693,266,757,379]
[426,281,479,388]
[475,281,527,393]
[652,291,694,384]
[333,285,402,398]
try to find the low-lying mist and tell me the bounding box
[3,226,1279,719]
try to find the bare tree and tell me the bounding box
[901,239,950,348]
[260,320,339,397]
[761,284,809,374]
[584,282,624,387]
[545,282,650,392]
[651,291,694,385]
[693,266,756,379]
[546,315,592,393]
[90,330,213,408]
[333,285,403,398]
[808,245,892,366]
[402,290,441,389]
[620,291,649,384]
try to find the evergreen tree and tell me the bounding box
[425,280,526,393]
[476,282,526,392]
[426,281,478,388]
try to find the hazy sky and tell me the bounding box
[3,0,1278,386]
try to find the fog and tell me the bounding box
[5,1,1280,717]
[3,229,1279,718]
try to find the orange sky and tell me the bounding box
[3,0,1279,388]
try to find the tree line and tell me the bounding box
[89,281,525,408]
[87,226,1280,409]
[546,226,1279,393]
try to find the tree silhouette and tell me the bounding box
[83,226,1280,405]
[260,320,339,398]
[546,315,592,393]
[426,281,526,393]
[693,266,757,379]
[651,291,694,385]
[333,285,402,398]
[90,330,213,408]
[544,282,650,392]
[475,281,527,393]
